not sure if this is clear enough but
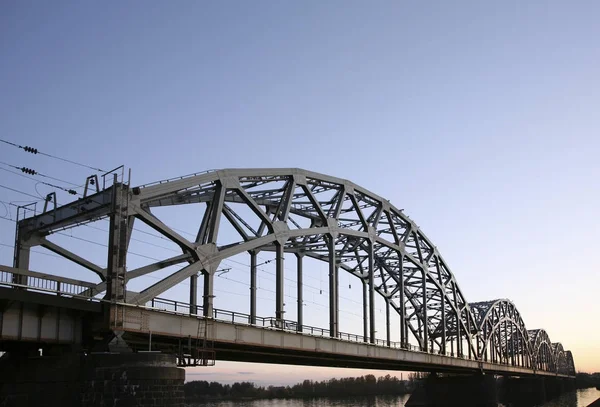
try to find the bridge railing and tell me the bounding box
[146,297,462,357]
[0,265,95,299]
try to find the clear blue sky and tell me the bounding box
[1,1,599,381]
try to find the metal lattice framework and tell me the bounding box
[13,168,575,375]
[471,300,532,368]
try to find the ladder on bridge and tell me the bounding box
[177,317,215,367]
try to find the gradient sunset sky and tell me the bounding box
[1,1,599,384]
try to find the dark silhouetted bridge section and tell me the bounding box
[0,168,575,405]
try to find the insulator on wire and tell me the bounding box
[68,189,77,195]
[20,167,37,175]
[23,146,38,154]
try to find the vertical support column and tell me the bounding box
[503,320,508,364]
[275,243,285,322]
[362,278,368,342]
[335,263,339,332]
[367,241,375,344]
[12,233,30,286]
[467,315,472,359]
[189,274,198,314]
[328,235,338,338]
[385,299,391,347]
[399,253,406,347]
[296,252,303,332]
[249,251,257,325]
[452,282,462,357]
[106,178,128,330]
[421,269,428,352]
[436,260,446,355]
[516,336,520,367]
[510,327,515,366]
[203,272,214,318]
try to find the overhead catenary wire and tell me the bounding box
[0,184,45,201]
[0,167,77,196]
[0,161,81,187]
[0,138,105,172]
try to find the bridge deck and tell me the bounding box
[118,303,570,378]
[0,275,574,378]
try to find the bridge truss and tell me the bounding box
[9,168,575,375]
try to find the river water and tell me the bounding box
[188,388,600,407]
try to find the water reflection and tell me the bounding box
[188,388,600,407]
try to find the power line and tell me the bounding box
[0,242,64,260]
[0,161,81,187]
[0,184,44,200]
[55,232,162,262]
[0,167,77,195]
[0,138,105,172]
[0,200,23,208]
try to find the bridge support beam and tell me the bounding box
[250,251,257,325]
[362,278,368,342]
[296,252,303,332]
[12,227,31,286]
[399,253,407,347]
[406,374,497,407]
[385,298,391,347]
[328,235,338,338]
[367,241,375,344]
[203,271,214,318]
[0,352,185,407]
[189,274,198,314]
[275,243,285,322]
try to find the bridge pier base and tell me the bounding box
[0,351,184,407]
[406,374,497,407]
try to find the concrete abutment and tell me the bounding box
[0,351,184,407]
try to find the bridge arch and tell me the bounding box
[470,299,532,368]
[565,351,576,376]
[553,343,567,375]
[124,169,479,355]
[529,329,556,372]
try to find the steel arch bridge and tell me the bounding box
[9,168,575,376]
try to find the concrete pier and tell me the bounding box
[0,351,184,407]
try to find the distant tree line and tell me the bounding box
[575,372,600,389]
[184,373,417,401]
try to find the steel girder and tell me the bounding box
[13,168,576,373]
